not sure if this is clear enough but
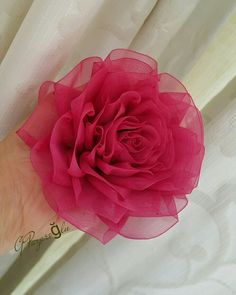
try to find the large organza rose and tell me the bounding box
[17,49,204,243]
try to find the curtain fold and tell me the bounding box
[131,0,236,77]
[0,0,33,63]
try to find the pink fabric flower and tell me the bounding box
[17,49,204,243]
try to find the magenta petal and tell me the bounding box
[44,183,76,212]
[58,56,104,89]
[50,112,74,186]
[120,216,178,239]
[17,82,59,148]
[75,178,127,223]
[119,197,187,239]
[31,136,53,182]
[105,48,157,73]
[54,83,81,116]
[60,208,117,244]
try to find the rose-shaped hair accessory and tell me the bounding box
[17,49,204,243]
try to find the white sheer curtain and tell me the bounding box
[0,0,236,294]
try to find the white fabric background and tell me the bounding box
[0,0,236,294]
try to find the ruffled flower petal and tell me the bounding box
[17,49,204,244]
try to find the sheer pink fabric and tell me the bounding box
[17,49,204,243]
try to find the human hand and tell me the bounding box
[0,130,67,253]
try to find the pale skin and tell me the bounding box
[0,129,70,254]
